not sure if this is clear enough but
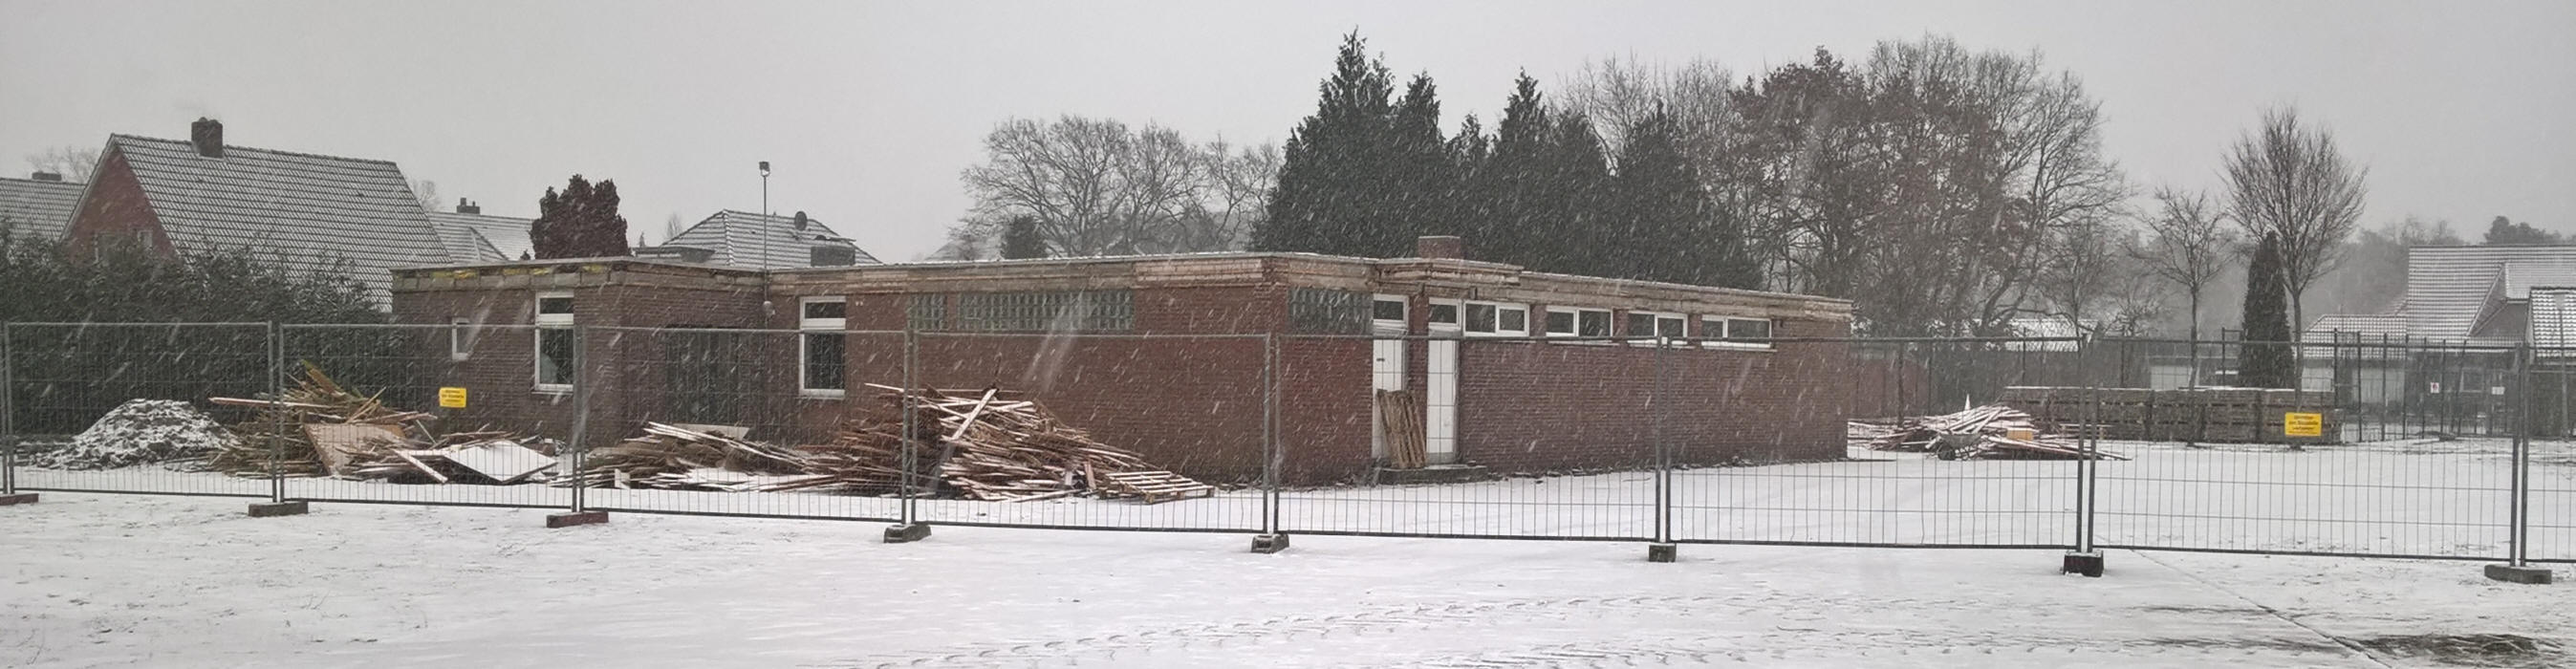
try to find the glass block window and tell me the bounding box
[1290,288,1369,334]
[907,293,947,332]
[957,291,1134,332]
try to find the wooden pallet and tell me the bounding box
[1098,470,1215,505]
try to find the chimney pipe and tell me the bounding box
[1417,235,1465,260]
[791,210,809,230]
[455,198,480,215]
[190,118,224,159]
[29,171,61,182]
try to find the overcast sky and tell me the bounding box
[4,0,2570,260]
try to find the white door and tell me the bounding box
[1425,298,1461,464]
[1370,295,1407,460]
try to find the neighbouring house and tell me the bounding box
[2301,246,2576,429]
[637,209,877,270]
[58,119,493,302]
[428,198,534,262]
[388,235,1856,486]
[0,170,82,242]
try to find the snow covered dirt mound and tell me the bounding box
[33,399,238,470]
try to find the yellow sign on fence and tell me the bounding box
[2283,412,2323,437]
[438,387,468,408]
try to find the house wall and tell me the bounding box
[60,147,176,258]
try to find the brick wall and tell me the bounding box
[61,147,176,258]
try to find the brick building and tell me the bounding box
[388,237,1855,486]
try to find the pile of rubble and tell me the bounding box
[1851,405,2127,461]
[30,399,239,470]
[209,362,558,483]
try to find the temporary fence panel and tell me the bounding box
[6,322,276,498]
[2094,338,2516,560]
[1275,334,1660,541]
[903,331,1267,533]
[1674,337,2083,549]
[273,323,571,509]
[568,326,904,522]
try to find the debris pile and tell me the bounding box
[560,422,810,491]
[32,399,239,470]
[774,385,1214,503]
[207,362,556,482]
[1851,404,2128,461]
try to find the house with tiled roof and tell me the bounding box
[0,170,83,242]
[2306,246,2576,346]
[427,198,534,261]
[638,209,877,270]
[60,119,489,301]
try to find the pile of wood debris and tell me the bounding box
[1851,404,2128,461]
[209,362,558,483]
[558,422,810,491]
[770,384,1215,503]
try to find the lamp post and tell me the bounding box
[759,161,771,270]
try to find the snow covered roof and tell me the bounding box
[0,175,83,241]
[107,133,444,296]
[2398,246,2576,341]
[659,210,877,270]
[426,211,531,261]
[2303,313,2408,340]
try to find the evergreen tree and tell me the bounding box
[1254,32,1395,257]
[1388,73,1458,245]
[1000,215,1048,259]
[530,175,632,259]
[1541,109,1613,276]
[1474,73,1553,270]
[2240,232,2296,388]
[1613,110,1754,287]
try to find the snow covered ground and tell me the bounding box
[3,437,2571,667]
[2,491,2567,668]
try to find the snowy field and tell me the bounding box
[2,491,2569,668]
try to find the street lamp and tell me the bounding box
[759,161,771,270]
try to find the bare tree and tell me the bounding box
[959,115,1276,257]
[2224,106,2369,331]
[410,180,440,212]
[661,213,683,246]
[2134,187,2238,339]
[25,145,100,182]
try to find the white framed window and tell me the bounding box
[448,316,472,361]
[1546,307,1612,338]
[1623,311,1688,344]
[799,296,848,397]
[533,291,575,392]
[1701,315,1776,349]
[1426,298,1461,332]
[1462,301,1528,337]
[1372,294,1408,335]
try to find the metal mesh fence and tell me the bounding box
[0,322,2563,569]
[7,322,274,498]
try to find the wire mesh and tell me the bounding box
[272,323,570,508]
[5,322,274,497]
[1274,334,1659,540]
[905,331,1267,532]
[2093,338,2515,559]
[1673,337,2081,549]
[2529,346,2576,563]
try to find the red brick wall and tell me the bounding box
[62,148,176,258]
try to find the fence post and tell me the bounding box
[2486,344,2551,583]
[545,324,606,528]
[885,329,928,543]
[246,322,306,517]
[2063,336,2104,576]
[0,322,27,506]
[1252,333,1288,553]
[1648,336,1677,563]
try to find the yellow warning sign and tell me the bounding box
[2283,412,2323,437]
[438,387,468,408]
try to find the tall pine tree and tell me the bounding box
[1388,73,1459,248]
[1613,110,1753,287]
[1000,215,1048,259]
[1541,110,1613,276]
[2240,232,2296,388]
[1253,32,1396,257]
[1474,73,1554,270]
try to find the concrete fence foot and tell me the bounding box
[883,523,931,543]
[2062,551,2105,577]
[1646,544,1678,563]
[247,501,309,518]
[545,510,609,529]
[0,493,37,506]
[2484,564,2552,585]
[1250,533,1290,553]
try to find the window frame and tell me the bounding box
[1371,294,1408,335]
[1426,298,1463,334]
[1700,315,1777,350]
[448,316,472,361]
[1462,300,1529,337]
[798,296,849,398]
[532,291,575,393]
[1546,306,1613,340]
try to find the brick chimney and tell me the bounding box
[791,210,809,230]
[29,171,61,182]
[1417,235,1465,260]
[190,118,224,158]
[455,198,480,214]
